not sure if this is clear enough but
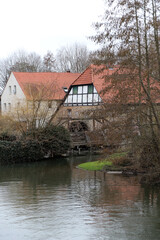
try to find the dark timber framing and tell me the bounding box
[64,84,102,107]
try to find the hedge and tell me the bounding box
[0,140,44,164]
[0,125,71,164]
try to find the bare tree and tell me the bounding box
[90,0,160,168]
[0,50,43,88]
[43,51,56,72]
[55,43,91,73]
[6,81,59,134]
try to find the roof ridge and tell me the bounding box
[13,71,79,74]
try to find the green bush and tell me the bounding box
[24,125,71,157]
[0,140,43,164]
[0,125,71,164]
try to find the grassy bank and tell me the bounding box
[78,152,128,171]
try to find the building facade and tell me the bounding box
[1,71,80,127]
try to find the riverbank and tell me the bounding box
[77,151,160,185]
[78,152,130,171]
[77,151,145,178]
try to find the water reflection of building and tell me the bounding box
[72,168,142,206]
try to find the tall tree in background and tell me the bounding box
[55,43,91,73]
[90,0,160,169]
[43,51,56,72]
[0,50,43,88]
[0,43,90,88]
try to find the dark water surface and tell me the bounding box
[0,155,160,240]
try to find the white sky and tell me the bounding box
[0,0,105,58]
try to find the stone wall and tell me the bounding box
[53,104,104,131]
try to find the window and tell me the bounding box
[78,95,82,103]
[88,85,93,94]
[13,85,16,94]
[73,86,78,94]
[83,86,87,93]
[8,103,11,111]
[4,103,6,111]
[83,94,87,103]
[73,95,77,103]
[88,94,93,103]
[68,95,72,103]
[78,86,82,94]
[9,86,11,94]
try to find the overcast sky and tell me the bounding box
[0,0,105,58]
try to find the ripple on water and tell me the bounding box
[0,158,160,240]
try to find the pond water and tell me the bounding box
[0,154,160,240]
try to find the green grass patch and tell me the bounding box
[78,160,112,171]
[78,152,128,171]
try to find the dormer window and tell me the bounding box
[63,87,68,93]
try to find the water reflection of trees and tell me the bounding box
[0,159,72,205]
[72,169,143,206]
[142,186,160,213]
[71,169,160,240]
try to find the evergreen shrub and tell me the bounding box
[25,125,71,157]
[0,125,71,164]
[0,140,43,164]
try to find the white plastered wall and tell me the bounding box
[1,73,26,115]
[1,72,60,126]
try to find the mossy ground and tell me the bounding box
[78,152,128,171]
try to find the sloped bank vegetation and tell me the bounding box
[78,148,160,186]
[78,151,135,174]
[78,152,129,171]
[0,124,71,165]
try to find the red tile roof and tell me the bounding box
[71,65,160,104]
[72,67,93,85]
[13,72,80,100]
